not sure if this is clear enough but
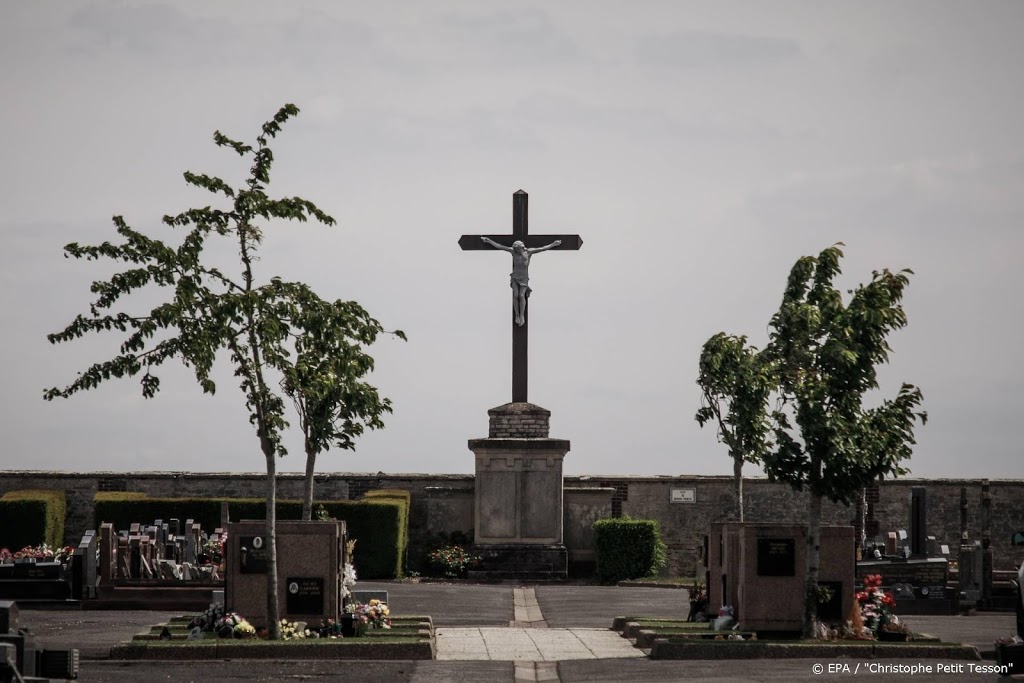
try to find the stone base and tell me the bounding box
[468,544,568,582]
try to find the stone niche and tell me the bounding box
[225,520,346,629]
[705,523,854,633]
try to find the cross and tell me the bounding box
[458,190,583,403]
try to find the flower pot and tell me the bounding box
[340,613,357,638]
[996,643,1024,671]
[878,631,908,642]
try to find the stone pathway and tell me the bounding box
[434,626,644,662]
[512,586,546,626]
[436,587,644,665]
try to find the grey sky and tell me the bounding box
[1,1,1021,478]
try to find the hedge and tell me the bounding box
[593,517,668,584]
[94,495,223,532]
[0,490,67,550]
[360,490,411,575]
[93,495,408,579]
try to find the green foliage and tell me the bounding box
[762,244,927,505]
[0,490,66,549]
[756,243,927,637]
[91,495,407,579]
[283,303,405,515]
[44,104,402,638]
[695,333,774,520]
[94,495,223,531]
[593,518,668,584]
[360,490,411,574]
[318,500,405,579]
[427,545,481,579]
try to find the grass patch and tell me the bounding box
[116,614,435,660]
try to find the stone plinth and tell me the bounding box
[488,402,551,438]
[470,439,570,544]
[734,524,855,633]
[225,520,346,629]
[469,403,570,580]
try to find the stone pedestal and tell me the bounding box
[468,402,569,580]
[225,520,346,629]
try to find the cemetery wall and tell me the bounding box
[0,471,1021,578]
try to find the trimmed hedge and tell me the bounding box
[94,495,223,532]
[93,495,408,579]
[593,517,668,584]
[0,490,67,550]
[360,490,411,575]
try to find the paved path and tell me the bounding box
[435,626,644,661]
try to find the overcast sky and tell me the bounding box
[2,1,1022,479]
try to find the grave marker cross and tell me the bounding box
[458,190,582,403]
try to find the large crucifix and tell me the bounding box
[458,190,583,403]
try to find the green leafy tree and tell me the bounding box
[281,298,405,521]
[695,333,774,522]
[762,243,927,637]
[43,104,388,638]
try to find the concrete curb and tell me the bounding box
[110,638,435,660]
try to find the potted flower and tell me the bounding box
[995,636,1024,671]
[427,545,481,579]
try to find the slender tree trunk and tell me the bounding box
[302,441,316,522]
[264,448,280,638]
[733,455,744,522]
[803,475,823,638]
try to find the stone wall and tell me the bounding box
[1,471,1021,577]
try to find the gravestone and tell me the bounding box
[185,532,197,565]
[98,524,115,583]
[71,532,97,599]
[857,558,951,604]
[458,190,583,581]
[910,487,928,558]
[226,520,347,629]
[885,532,898,557]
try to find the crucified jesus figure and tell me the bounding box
[480,236,562,326]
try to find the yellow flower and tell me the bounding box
[369,599,380,606]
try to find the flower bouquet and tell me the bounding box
[355,599,391,632]
[427,545,481,579]
[856,574,898,638]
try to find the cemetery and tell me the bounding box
[0,30,1015,671]
[1,187,1023,678]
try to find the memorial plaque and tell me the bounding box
[670,488,696,503]
[239,536,268,574]
[757,538,796,577]
[285,577,324,615]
